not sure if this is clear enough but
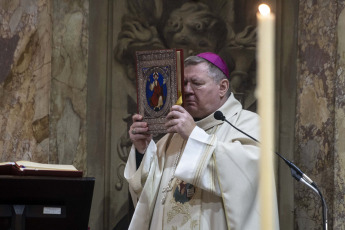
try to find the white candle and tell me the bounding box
[257,4,275,230]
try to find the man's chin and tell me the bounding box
[185,107,200,118]
[184,105,196,113]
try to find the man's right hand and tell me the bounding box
[129,114,152,154]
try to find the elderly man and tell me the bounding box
[124,52,279,230]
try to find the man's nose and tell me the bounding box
[184,82,193,94]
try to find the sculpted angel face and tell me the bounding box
[163,2,227,57]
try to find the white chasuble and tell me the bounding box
[161,126,220,230]
[163,178,202,229]
[125,94,280,230]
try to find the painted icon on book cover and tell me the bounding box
[136,49,179,134]
[146,71,167,111]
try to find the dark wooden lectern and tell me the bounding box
[0,175,95,230]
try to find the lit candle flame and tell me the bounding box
[259,4,271,16]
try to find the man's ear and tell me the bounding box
[219,79,230,97]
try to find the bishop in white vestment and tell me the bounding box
[125,52,280,230]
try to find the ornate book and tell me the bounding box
[0,161,83,177]
[136,49,184,134]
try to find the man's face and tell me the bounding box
[183,63,223,119]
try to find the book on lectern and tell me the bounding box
[0,161,83,177]
[135,48,184,134]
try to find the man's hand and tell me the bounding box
[165,105,196,140]
[129,114,152,154]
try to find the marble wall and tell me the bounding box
[0,0,52,162]
[295,0,345,229]
[335,2,345,228]
[50,0,88,171]
[0,0,88,174]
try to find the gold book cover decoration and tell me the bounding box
[136,49,184,134]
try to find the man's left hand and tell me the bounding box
[165,105,196,140]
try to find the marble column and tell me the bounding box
[50,0,89,171]
[295,0,338,229]
[334,1,345,228]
